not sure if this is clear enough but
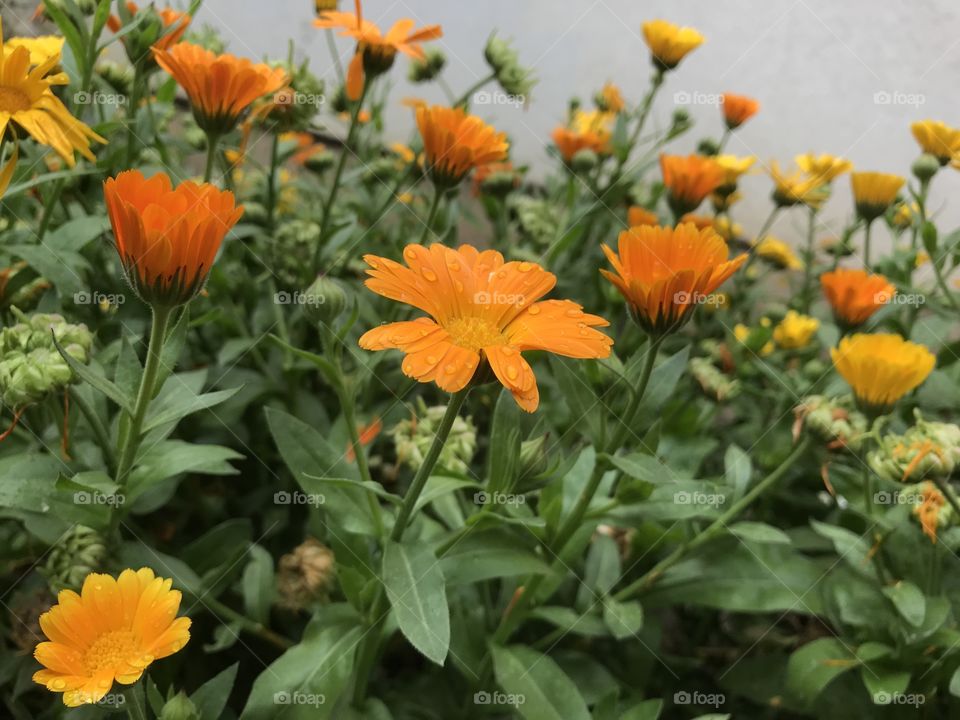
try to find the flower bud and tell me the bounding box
[272,220,322,289]
[391,398,477,475]
[303,275,348,327]
[794,395,867,452]
[912,153,940,183]
[159,692,201,720]
[868,413,960,483]
[41,525,107,593]
[690,357,741,401]
[519,434,549,479]
[408,47,446,83]
[922,221,938,255]
[697,138,721,156]
[571,148,598,173]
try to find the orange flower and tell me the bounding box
[416,105,509,187]
[721,93,759,129]
[107,2,190,53]
[915,482,946,543]
[32,568,190,707]
[601,222,747,336]
[596,82,625,113]
[552,110,612,162]
[315,0,441,100]
[820,268,895,328]
[358,244,612,411]
[104,170,243,307]
[660,154,725,216]
[627,206,659,227]
[152,43,287,134]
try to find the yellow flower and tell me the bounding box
[911,120,960,165]
[850,171,904,221]
[5,35,64,66]
[552,109,612,161]
[642,19,704,70]
[831,333,935,414]
[390,141,415,164]
[754,236,803,270]
[773,311,819,349]
[892,201,918,229]
[713,216,743,241]
[596,82,625,113]
[795,153,852,185]
[715,154,756,186]
[33,568,191,707]
[734,323,773,356]
[0,19,104,166]
[768,162,828,209]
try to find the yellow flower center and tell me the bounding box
[0,86,31,113]
[84,630,140,674]
[446,316,506,352]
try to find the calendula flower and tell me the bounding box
[831,333,934,414]
[596,82,625,113]
[416,105,509,187]
[153,43,287,135]
[359,244,612,412]
[0,20,104,166]
[715,154,755,186]
[911,120,960,165]
[721,93,759,129]
[773,311,819,349]
[5,35,63,66]
[104,170,243,307]
[107,2,190,53]
[914,482,948,543]
[32,567,191,707]
[892,201,918,229]
[734,322,773,356]
[795,153,852,185]
[660,154,725,216]
[315,0,441,101]
[820,268,895,328]
[601,222,747,336]
[754,236,803,270]
[768,162,828,208]
[641,19,703,71]
[552,109,613,162]
[627,206,659,227]
[850,171,904,221]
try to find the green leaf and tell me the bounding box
[785,638,858,707]
[266,407,359,482]
[414,475,480,513]
[437,528,550,586]
[810,520,873,576]
[8,244,88,297]
[114,335,142,399]
[603,598,644,640]
[131,440,241,487]
[191,662,238,720]
[724,444,752,498]
[636,346,690,415]
[491,644,591,720]
[860,665,911,705]
[52,337,133,414]
[487,388,521,494]
[118,542,203,595]
[382,540,450,665]
[143,386,240,432]
[299,476,378,536]
[882,581,926,627]
[949,665,960,697]
[619,698,663,720]
[44,215,110,252]
[243,545,275,625]
[608,453,686,484]
[530,607,608,637]
[728,521,791,545]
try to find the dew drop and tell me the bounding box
[527,305,541,315]
[444,363,457,374]
[426,355,438,364]
[422,268,438,282]
[517,262,533,273]
[506,366,519,381]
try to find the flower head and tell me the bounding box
[773,311,819,349]
[721,93,759,129]
[107,2,190,55]
[104,170,243,307]
[552,110,612,162]
[768,162,828,208]
[660,154,725,216]
[911,120,960,165]
[153,42,287,134]
[914,482,948,543]
[754,236,803,270]
[33,567,190,707]
[315,0,441,100]
[831,333,934,414]
[359,244,612,411]
[601,222,747,336]
[795,153,852,185]
[820,268,894,328]
[642,19,703,70]
[416,104,508,187]
[850,171,904,221]
[596,82,625,113]
[5,35,64,66]
[627,206,659,228]
[0,19,104,166]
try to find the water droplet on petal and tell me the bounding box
[506,366,519,381]
[528,305,541,315]
[422,268,438,282]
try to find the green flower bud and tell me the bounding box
[184,125,208,152]
[273,221,321,289]
[304,149,337,175]
[363,157,401,186]
[96,60,135,97]
[794,395,867,452]
[519,434,549,480]
[697,138,721,156]
[160,692,201,720]
[571,148,598,173]
[184,26,227,55]
[408,47,447,83]
[256,60,325,135]
[391,398,477,475]
[479,167,520,198]
[868,413,960,483]
[690,357,740,401]
[912,153,940,183]
[508,196,559,248]
[302,275,348,327]
[41,525,107,593]
[483,33,536,98]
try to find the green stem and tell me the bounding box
[314,81,370,274]
[195,594,293,650]
[325,28,344,83]
[418,186,444,244]
[453,72,496,108]
[265,132,281,229]
[863,218,873,268]
[37,178,66,240]
[121,684,148,720]
[203,132,221,184]
[70,386,116,475]
[800,207,817,313]
[124,65,144,167]
[862,462,874,518]
[615,436,811,600]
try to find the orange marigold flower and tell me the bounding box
[915,482,946,543]
[358,244,612,412]
[152,42,288,134]
[107,2,190,53]
[416,105,509,187]
[721,93,759,130]
[552,110,612,162]
[660,154,725,217]
[850,171,904,221]
[315,0,441,100]
[596,82,625,113]
[627,206,659,227]
[820,268,895,328]
[32,567,190,707]
[104,170,243,307]
[831,333,934,415]
[911,119,960,165]
[642,19,703,71]
[601,222,747,336]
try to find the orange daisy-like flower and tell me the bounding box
[152,42,287,134]
[601,222,747,336]
[660,154,725,217]
[627,206,659,227]
[820,268,895,328]
[552,113,612,164]
[358,244,612,412]
[104,170,244,307]
[107,2,190,54]
[315,0,441,101]
[721,93,759,130]
[32,568,190,707]
[415,105,509,187]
